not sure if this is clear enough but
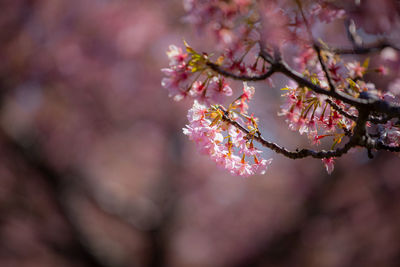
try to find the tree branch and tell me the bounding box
[0,129,108,267]
[375,141,400,152]
[334,41,400,55]
[325,98,358,121]
[269,57,400,119]
[207,62,275,81]
[209,50,400,121]
[315,44,336,92]
[219,107,354,159]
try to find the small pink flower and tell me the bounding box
[322,157,335,175]
[310,3,345,24]
[189,81,206,96]
[166,45,187,66]
[206,77,233,104]
[234,160,254,177]
[161,65,191,101]
[381,121,400,146]
[346,61,365,78]
[296,117,307,135]
[242,82,255,100]
[235,98,249,113]
[252,158,273,175]
[312,135,327,145]
[187,100,208,123]
[323,116,336,132]
[183,99,272,177]
[307,119,317,132]
[294,48,315,71]
[229,126,247,148]
[240,143,262,157]
[375,65,388,75]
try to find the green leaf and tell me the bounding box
[362,57,370,70]
[310,76,320,85]
[183,40,196,54]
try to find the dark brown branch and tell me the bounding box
[221,103,398,159]
[375,141,400,152]
[276,59,366,105]
[315,44,336,92]
[207,62,275,81]
[211,50,400,121]
[219,107,354,159]
[326,99,392,124]
[325,98,358,121]
[273,58,400,119]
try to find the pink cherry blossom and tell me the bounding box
[242,82,255,100]
[182,99,272,177]
[310,3,345,24]
[206,77,233,104]
[163,0,400,177]
[346,61,366,78]
[322,157,335,175]
[166,45,188,67]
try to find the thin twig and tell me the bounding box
[326,99,393,124]
[325,98,358,121]
[207,62,275,81]
[315,45,336,92]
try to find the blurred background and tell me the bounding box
[1,0,400,266]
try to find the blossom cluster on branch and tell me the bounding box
[162,0,400,176]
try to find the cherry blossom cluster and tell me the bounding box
[287,42,399,172]
[309,2,345,24]
[161,44,233,104]
[279,80,354,145]
[279,79,354,174]
[182,84,272,177]
[184,0,267,77]
[281,50,380,144]
[183,0,257,46]
[380,121,400,147]
[163,0,400,176]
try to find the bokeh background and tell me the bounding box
[1,0,400,267]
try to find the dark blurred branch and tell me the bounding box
[0,0,34,44]
[333,19,400,55]
[334,40,400,55]
[0,122,183,267]
[0,128,109,267]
